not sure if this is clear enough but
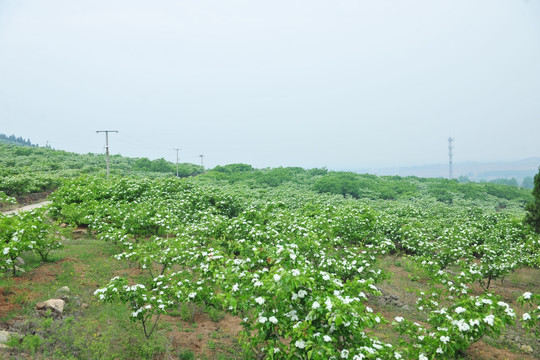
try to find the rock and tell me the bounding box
[81,303,89,309]
[520,345,533,354]
[55,286,71,301]
[15,257,24,266]
[72,228,87,235]
[0,330,16,344]
[36,299,65,318]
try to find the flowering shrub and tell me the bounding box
[395,293,516,359]
[0,191,17,206]
[94,276,174,339]
[20,208,64,261]
[47,176,538,357]
[0,213,34,275]
[0,205,64,274]
[517,292,540,336]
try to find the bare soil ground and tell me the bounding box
[1,201,51,215]
[162,312,243,359]
[0,192,51,213]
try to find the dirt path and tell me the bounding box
[2,201,50,215]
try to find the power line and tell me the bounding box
[96,130,119,179]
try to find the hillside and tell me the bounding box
[0,142,203,197]
[199,165,533,207]
[0,141,534,210]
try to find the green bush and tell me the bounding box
[525,167,540,233]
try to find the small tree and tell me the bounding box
[525,167,540,233]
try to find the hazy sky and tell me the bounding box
[1,0,539,169]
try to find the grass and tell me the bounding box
[0,237,244,359]
[0,239,177,359]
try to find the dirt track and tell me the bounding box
[2,201,50,215]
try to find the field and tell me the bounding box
[1,171,539,359]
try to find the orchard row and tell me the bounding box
[12,176,540,359]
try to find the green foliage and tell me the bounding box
[5,145,539,358]
[0,208,64,275]
[133,157,202,175]
[0,213,35,275]
[95,276,173,339]
[213,163,254,173]
[489,177,518,187]
[517,292,540,336]
[312,172,366,198]
[178,350,195,360]
[0,143,202,196]
[0,191,16,206]
[525,167,540,233]
[314,172,417,200]
[395,293,516,359]
[202,165,325,188]
[42,175,538,358]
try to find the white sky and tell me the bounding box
[1,0,539,169]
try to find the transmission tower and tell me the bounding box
[448,137,454,179]
[96,130,118,179]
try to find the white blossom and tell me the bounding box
[323,335,332,342]
[440,336,450,344]
[483,314,495,326]
[255,297,265,305]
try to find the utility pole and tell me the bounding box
[173,148,181,177]
[96,130,118,179]
[448,137,454,180]
[199,154,204,167]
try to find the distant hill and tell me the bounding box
[0,134,38,147]
[356,158,540,184]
